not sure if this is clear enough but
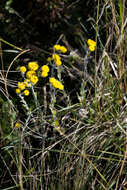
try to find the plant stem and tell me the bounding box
[95,0,100,98]
[0,37,23,51]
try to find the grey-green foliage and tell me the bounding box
[5,0,15,14]
[0,97,16,138]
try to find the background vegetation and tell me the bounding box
[1,0,127,189]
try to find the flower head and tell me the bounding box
[52,54,62,66]
[16,88,21,94]
[52,53,60,60]
[15,122,21,128]
[53,44,61,51]
[89,45,96,52]
[23,89,30,96]
[41,65,50,73]
[47,57,52,62]
[55,59,62,66]
[26,70,36,79]
[30,75,38,84]
[28,61,39,71]
[41,71,48,78]
[49,77,56,84]
[87,39,96,47]
[57,83,64,90]
[60,46,67,53]
[53,44,67,53]
[18,82,26,90]
[19,66,27,73]
[49,77,64,90]
[87,39,96,52]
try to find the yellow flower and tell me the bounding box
[41,65,50,73]
[49,77,56,83]
[87,39,96,47]
[87,39,96,52]
[52,53,61,60]
[15,122,21,128]
[89,45,96,52]
[16,88,21,94]
[60,46,67,53]
[30,75,38,84]
[18,82,26,90]
[41,71,48,78]
[26,70,36,79]
[53,80,63,90]
[28,61,39,71]
[53,44,61,51]
[56,59,62,66]
[52,54,62,66]
[47,57,52,62]
[49,77,64,90]
[53,44,67,53]
[58,83,64,90]
[23,89,30,96]
[19,66,27,73]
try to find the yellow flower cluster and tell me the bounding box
[17,82,26,90]
[16,45,67,96]
[26,62,39,84]
[26,71,38,84]
[47,44,67,68]
[53,44,67,53]
[87,39,96,52]
[16,62,39,96]
[16,61,50,96]
[17,61,51,96]
[16,81,30,96]
[52,53,62,66]
[41,65,50,78]
[49,77,64,90]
